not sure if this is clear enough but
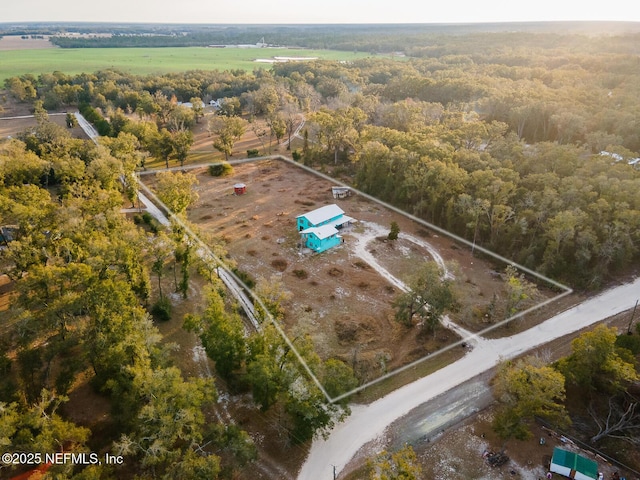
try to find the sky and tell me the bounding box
[3,0,640,24]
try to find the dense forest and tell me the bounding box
[0,106,355,478]
[20,22,640,51]
[2,26,640,478]
[6,29,640,287]
[0,109,251,478]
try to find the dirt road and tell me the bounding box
[297,275,640,480]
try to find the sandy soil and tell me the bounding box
[0,97,89,141]
[337,308,640,480]
[411,389,638,480]
[298,276,640,480]
[415,411,622,480]
[177,158,527,387]
[0,107,586,479]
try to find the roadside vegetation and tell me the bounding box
[348,323,640,479]
[489,324,640,471]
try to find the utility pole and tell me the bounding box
[331,464,337,480]
[627,299,638,334]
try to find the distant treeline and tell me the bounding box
[45,22,640,54]
[50,34,212,49]
[47,25,444,51]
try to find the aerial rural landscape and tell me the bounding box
[1,14,640,480]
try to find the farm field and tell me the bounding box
[0,46,374,84]
[0,35,56,51]
[148,158,562,396]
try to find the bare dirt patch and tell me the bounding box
[165,158,558,388]
[413,411,628,480]
[0,103,90,141]
[189,115,282,157]
[417,413,550,480]
[0,35,55,51]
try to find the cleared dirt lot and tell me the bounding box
[177,158,557,387]
[0,35,55,51]
[0,114,86,140]
[0,98,89,141]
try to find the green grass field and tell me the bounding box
[0,47,374,83]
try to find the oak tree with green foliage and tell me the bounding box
[184,287,246,381]
[394,262,456,335]
[209,115,247,160]
[367,444,423,480]
[155,170,199,215]
[492,356,570,442]
[113,366,216,469]
[1,390,91,478]
[557,324,638,394]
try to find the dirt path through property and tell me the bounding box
[297,276,640,480]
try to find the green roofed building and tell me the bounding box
[550,447,598,480]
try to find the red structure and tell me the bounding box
[233,183,247,195]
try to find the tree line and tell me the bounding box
[5,30,640,288]
[0,111,261,478]
[43,23,640,54]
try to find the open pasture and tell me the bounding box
[0,46,372,84]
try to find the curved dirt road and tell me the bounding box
[297,276,640,480]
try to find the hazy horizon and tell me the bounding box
[5,0,640,25]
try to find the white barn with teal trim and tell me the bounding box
[296,204,356,253]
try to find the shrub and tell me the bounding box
[151,297,172,322]
[292,269,308,279]
[79,103,112,136]
[388,221,400,241]
[232,268,255,289]
[139,212,160,233]
[616,333,640,355]
[247,149,260,158]
[271,258,288,272]
[209,162,234,177]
